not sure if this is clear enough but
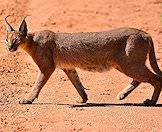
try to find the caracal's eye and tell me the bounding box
[5,39,8,43]
[12,39,16,44]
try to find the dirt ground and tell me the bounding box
[0,0,162,131]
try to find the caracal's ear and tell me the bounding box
[5,15,14,32]
[19,16,28,37]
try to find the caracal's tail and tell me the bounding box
[148,36,162,76]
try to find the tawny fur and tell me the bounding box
[5,17,162,105]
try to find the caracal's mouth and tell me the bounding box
[9,45,18,52]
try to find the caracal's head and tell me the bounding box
[5,16,28,52]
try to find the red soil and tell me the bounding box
[0,0,162,131]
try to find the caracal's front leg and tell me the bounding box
[19,49,55,104]
[19,68,55,104]
[19,67,54,104]
[63,69,88,103]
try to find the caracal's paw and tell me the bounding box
[117,92,125,100]
[19,99,33,104]
[81,97,88,103]
[77,97,88,104]
[143,99,156,106]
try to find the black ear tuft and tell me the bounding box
[5,15,14,32]
[19,16,28,37]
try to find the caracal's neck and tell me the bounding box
[20,33,35,55]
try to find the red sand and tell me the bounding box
[0,0,162,131]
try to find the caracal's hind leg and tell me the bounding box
[117,80,140,100]
[144,75,162,106]
[63,69,88,103]
[120,63,162,106]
